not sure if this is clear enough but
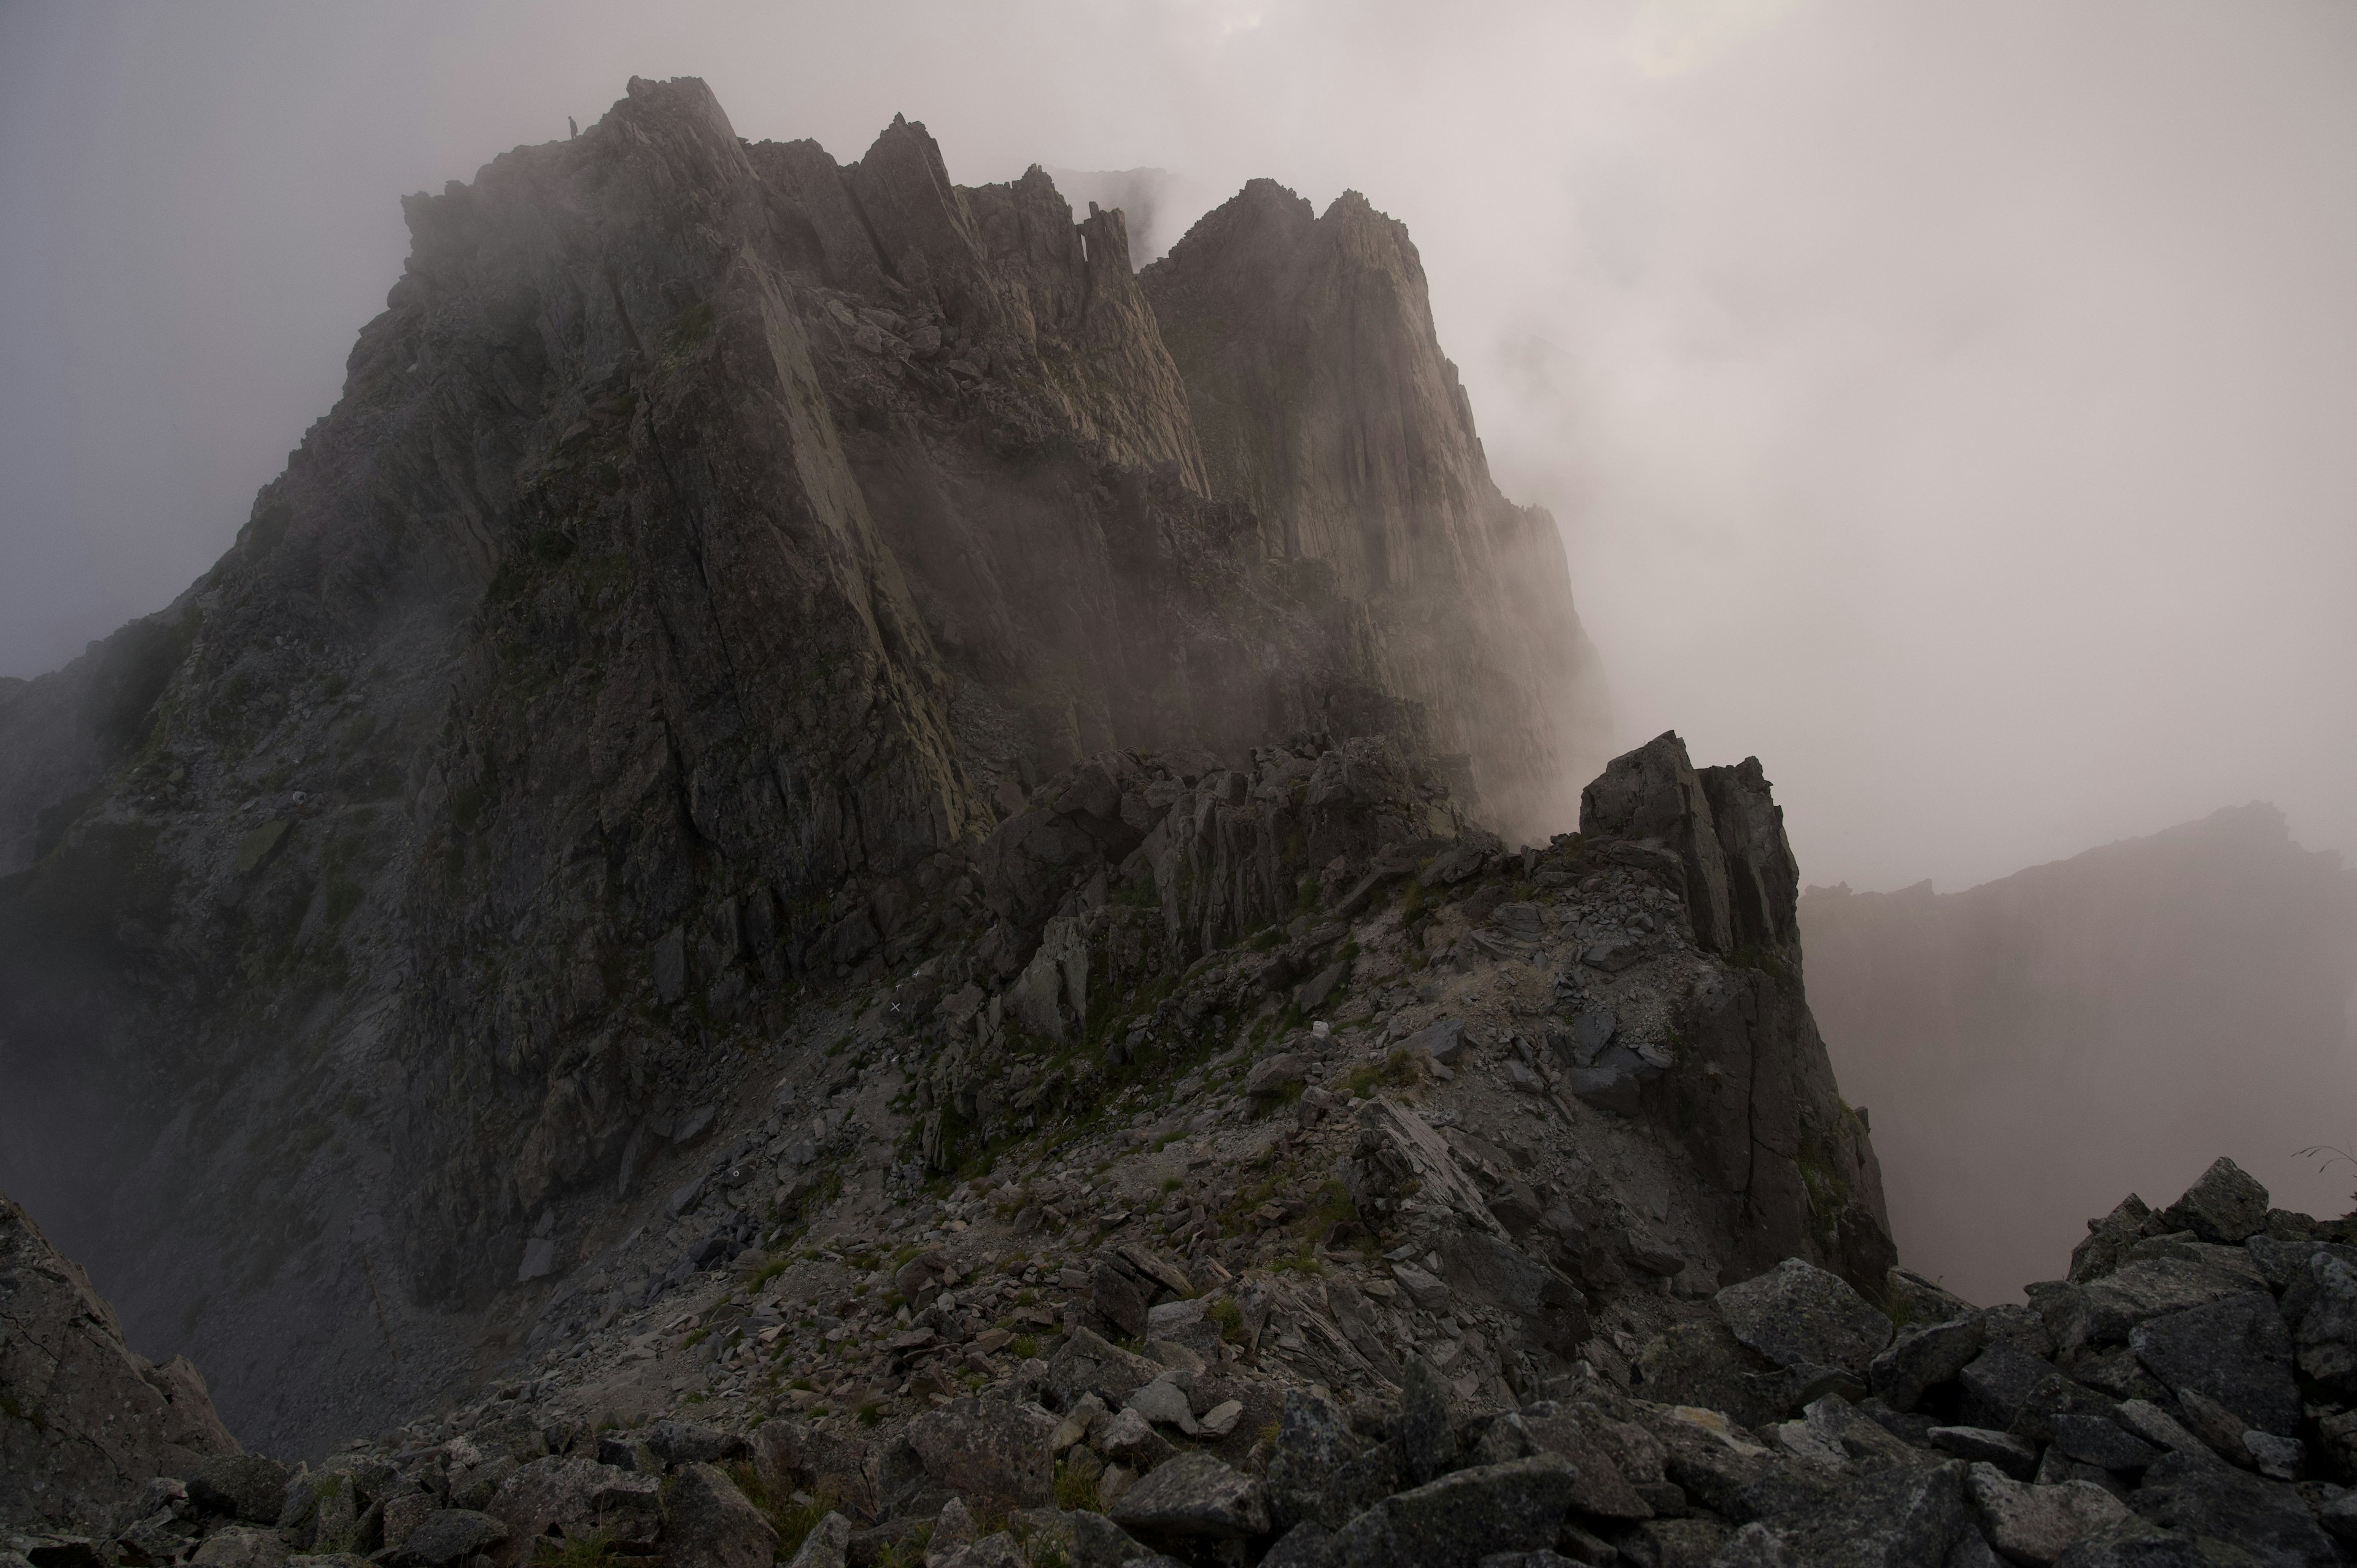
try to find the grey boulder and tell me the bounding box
[1965,1464,2127,1567]
[387,1511,507,1568]
[658,1465,775,1568]
[1109,1451,1269,1540]
[2127,1294,2300,1437]
[1325,1454,1578,1568]
[1715,1259,1892,1373]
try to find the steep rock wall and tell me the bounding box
[1142,180,1612,841]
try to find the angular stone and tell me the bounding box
[659,1466,774,1568]
[2127,1450,2336,1566]
[1519,1411,1654,1522]
[753,1420,875,1519]
[1125,1375,1199,1435]
[388,1511,507,1568]
[1267,1388,1397,1533]
[1767,1459,1973,1567]
[1109,1451,1268,1540]
[1406,1019,1468,1067]
[488,1456,662,1560]
[1888,1266,1977,1325]
[1958,1345,2107,1443]
[1966,1464,2127,1567]
[645,1419,748,1466]
[2111,1400,2204,1458]
[1067,1511,1156,1568]
[1093,1407,1175,1469]
[2160,1157,2270,1245]
[784,1512,850,1568]
[2128,1294,2299,1437]
[1245,1053,1307,1099]
[1714,1258,1892,1373]
[2070,1257,2262,1347]
[1400,1353,1461,1486]
[1325,1455,1578,1568]
[1091,1260,1152,1340]
[1870,1315,1986,1412]
[1047,1326,1167,1410]
[1392,1262,1449,1311]
[2047,1414,2159,1473]
[2280,1249,2357,1398]
[191,1529,287,1568]
[1930,1426,2040,1481]
[903,1398,1056,1509]
[189,1458,293,1525]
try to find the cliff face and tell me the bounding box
[1801,803,2357,1304]
[0,78,1697,1461]
[1142,181,1612,842]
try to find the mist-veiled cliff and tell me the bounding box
[1802,803,2357,1304]
[1142,180,1612,843]
[0,78,1643,1453]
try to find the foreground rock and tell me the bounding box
[1,1191,240,1530]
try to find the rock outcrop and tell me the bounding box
[0,76,1619,1456]
[1,1191,239,1531]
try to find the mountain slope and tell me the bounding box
[0,77,1632,1454]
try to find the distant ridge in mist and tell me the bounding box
[1802,803,2357,1305]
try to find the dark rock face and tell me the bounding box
[0,1190,240,1530]
[1140,180,1612,844]
[0,76,1612,1454]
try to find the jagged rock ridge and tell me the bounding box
[0,73,1612,1461]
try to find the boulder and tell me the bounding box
[1047,1327,1166,1410]
[1767,1458,1973,1566]
[1957,1345,2107,1443]
[387,1511,507,1568]
[645,1420,748,1467]
[658,1466,775,1568]
[190,1529,287,1568]
[1407,1020,1469,1067]
[1266,1388,1398,1533]
[2159,1158,2270,1245]
[1714,1259,1892,1373]
[1245,1054,1307,1099]
[1517,1412,1654,1521]
[2127,1294,2300,1437]
[753,1420,875,1520]
[784,1512,850,1568]
[902,1399,1056,1509]
[487,1456,662,1559]
[1965,1464,2128,1567]
[2046,1415,2159,1475]
[1108,1451,1268,1541]
[2127,1450,2336,1566]
[1399,1355,1460,1486]
[1930,1426,2040,1481]
[188,1458,293,1525]
[2280,1249,2357,1397]
[1067,1511,1156,1568]
[1323,1455,1578,1568]
[1869,1315,1986,1412]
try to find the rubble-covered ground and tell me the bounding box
[15,730,2357,1564]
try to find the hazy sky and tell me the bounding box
[5,0,2353,895]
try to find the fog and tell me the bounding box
[5,0,2354,900]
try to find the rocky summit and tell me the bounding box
[0,71,2345,1568]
